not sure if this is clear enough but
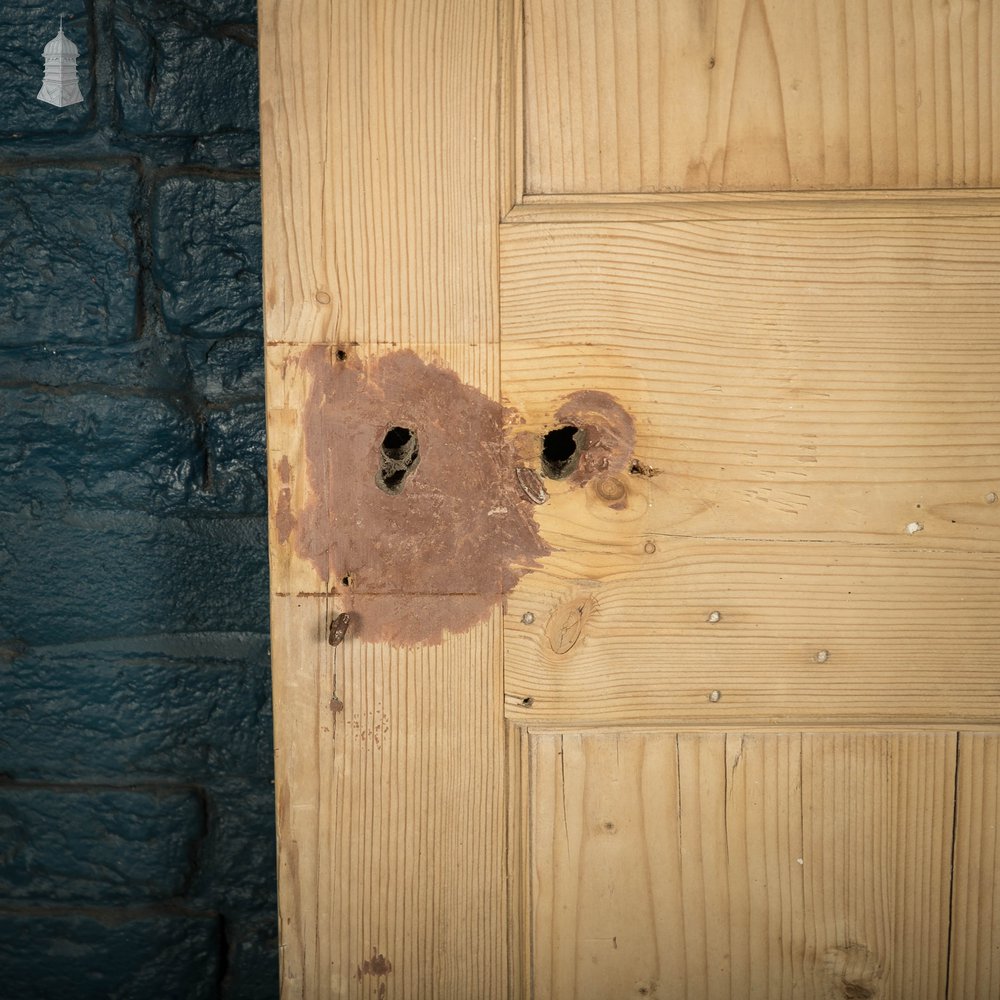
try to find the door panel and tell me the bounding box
[500,218,1000,725]
[524,0,1000,194]
[529,731,956,1000]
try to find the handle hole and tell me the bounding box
[541,424,585,479]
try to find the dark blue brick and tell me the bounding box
[186,336,264,403]
[0,4,90,138]
[0,910,219,999]
[0,509,268,646]
[223,915,279,1000]
[0,635,272,782]
[115,1,258,137]
[0,339,191,396]
[189,132,261,170]
[205,401,267,515]
[0,785,203,904]
[153,176,262,337]
[0,166,140,347]
[0,389,202,515]
[192,782,276,913]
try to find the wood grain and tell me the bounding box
[530,730,955,999]
[506,722,532,997]
[950,732,1000,999]
[259,1,507,996]
[523,0,1000,194]
[507,190,1000,224]
[271,597,506,998]
[259,0,499,346]
[500,218,1000,724]
[504,544,1000,725]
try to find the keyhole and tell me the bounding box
[377,425,419,494]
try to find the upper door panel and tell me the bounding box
[524,0,1000,194]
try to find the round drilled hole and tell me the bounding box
[541,424,585,479]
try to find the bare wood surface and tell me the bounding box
[505,722,532,996]
[259,0,499,347]
[530,730,955,999]
[272,598,506,998]
[259,1,507,996]
[500,218,1000,725]
[523,0,1000,194]
[950,732,1000,999]
[506,190,1000,224]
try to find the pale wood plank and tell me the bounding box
[271,597,507,998]
[530,730,955,999]
[259,1,507,996]
[259,0,499,346]
[507,190,1000,224]
[504,543,1000,725]
[500,218,1000,724]
[949,732,1000,999]
[524,0,1000,194]
[499,0,524,217]
[505,721,532,998]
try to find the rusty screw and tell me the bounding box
[328,612,352,646]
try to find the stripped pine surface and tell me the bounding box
[259,0,508,996]
[261,0,1000,996]
[499,216,1000,724]
[950,733,1000,999]
[259,0,499,347]
[523,0,1000,194]
[529,730,956,1000]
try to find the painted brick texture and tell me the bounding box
[0,1,275,997]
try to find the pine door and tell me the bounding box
[259,2,1000,997]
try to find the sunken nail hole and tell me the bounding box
[336,349,348,361]
[541,424,586,479]
[377,425,419,495]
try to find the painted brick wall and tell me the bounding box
[0,2,276,997]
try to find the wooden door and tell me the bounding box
[259,2,1000,997]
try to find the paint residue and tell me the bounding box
[296,348,550,646]
[555,390,636,485]
[274,454,296,543]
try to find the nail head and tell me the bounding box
[521,611,535,625]
[708,689,722,703]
